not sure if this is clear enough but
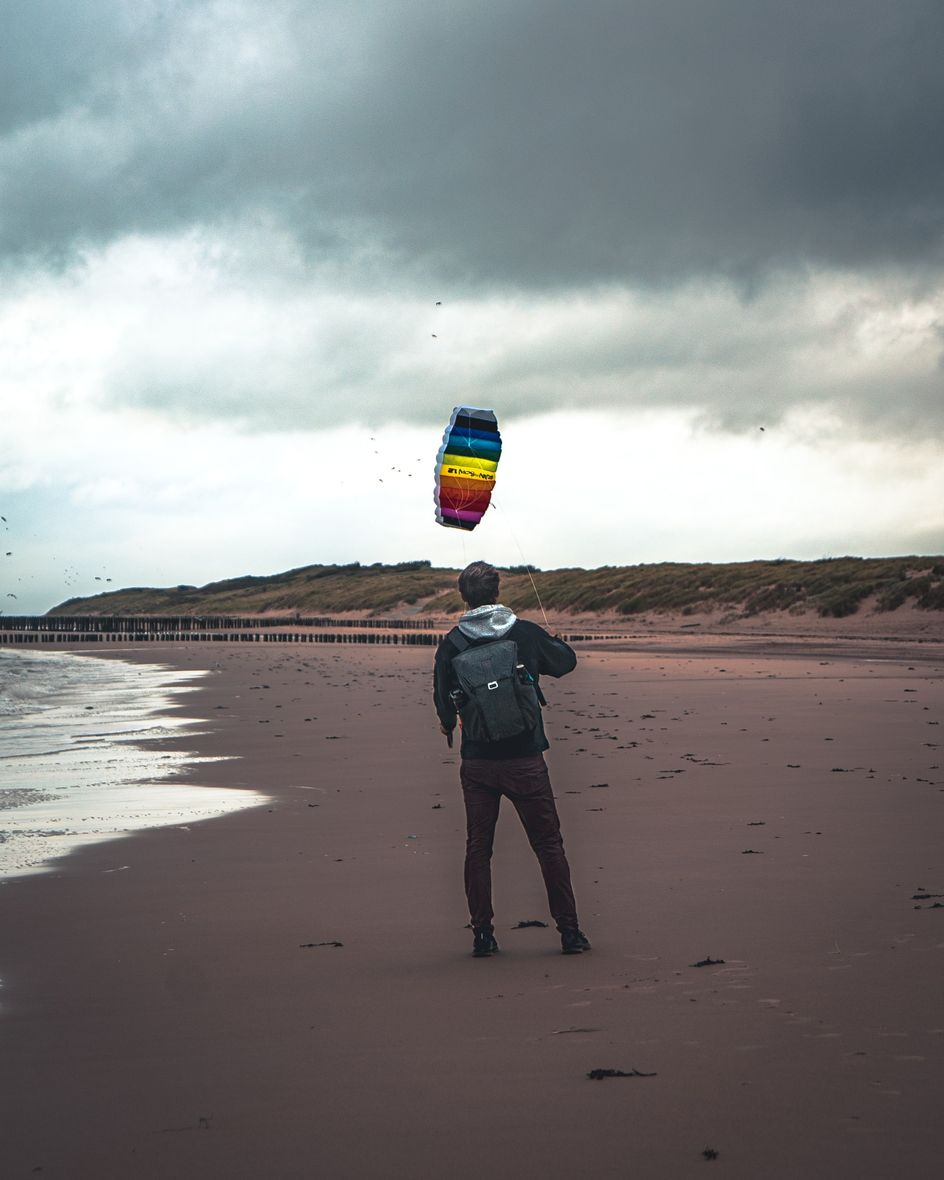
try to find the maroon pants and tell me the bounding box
[460,754,579,932]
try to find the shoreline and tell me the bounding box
[0,648,267,881]
[2,637,943,1178]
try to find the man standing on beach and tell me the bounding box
[433,561,591,957]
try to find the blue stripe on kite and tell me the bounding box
[446,432,502,454]
[448,422,501,440]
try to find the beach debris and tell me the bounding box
[691,956,726,968]
[912,891,943,900]
[589,782,610,788]
[513,920,548,928]
[299,940,344,948]
[156,1115,211,1133]
[702,1147,720,1160]
[741,849,763,854]
[587,1068,656,1080]
[553,1027,600,1035]
[747,821,765,826]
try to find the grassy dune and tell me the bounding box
[47,556,944,619]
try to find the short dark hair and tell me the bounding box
[457,561,500,609]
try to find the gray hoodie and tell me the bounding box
[456,603,517,641]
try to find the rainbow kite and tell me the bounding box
[434,406,502,531]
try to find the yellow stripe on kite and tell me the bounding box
[440,453,498,475]
[439,465,497,484]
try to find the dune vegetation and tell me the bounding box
[46,556,944,620]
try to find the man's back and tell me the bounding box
[433,607,577,760]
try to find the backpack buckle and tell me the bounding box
[487,681,499,690]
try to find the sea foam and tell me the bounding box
[0,650,265,880]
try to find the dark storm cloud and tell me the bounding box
[2,0,943,287]
[0,0,160,134]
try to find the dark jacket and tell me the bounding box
[433,606,577,760]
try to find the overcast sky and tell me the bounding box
[2,0,943,613]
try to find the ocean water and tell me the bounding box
[0,649,266,880]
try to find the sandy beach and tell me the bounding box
[3,632,944,1179]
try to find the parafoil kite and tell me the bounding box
[434,406,502,530]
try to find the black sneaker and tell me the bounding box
[472,927,500,957]
[560,929,592,955]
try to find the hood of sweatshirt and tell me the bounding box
[457,604,518,640]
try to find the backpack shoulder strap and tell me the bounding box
[447,626,471,653]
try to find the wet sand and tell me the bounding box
[2,636,944,1178]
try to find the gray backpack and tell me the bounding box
[448,629,542,743]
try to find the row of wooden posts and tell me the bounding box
[0,628,444,646]
[0,617,613,646]
[0,614,439,633]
